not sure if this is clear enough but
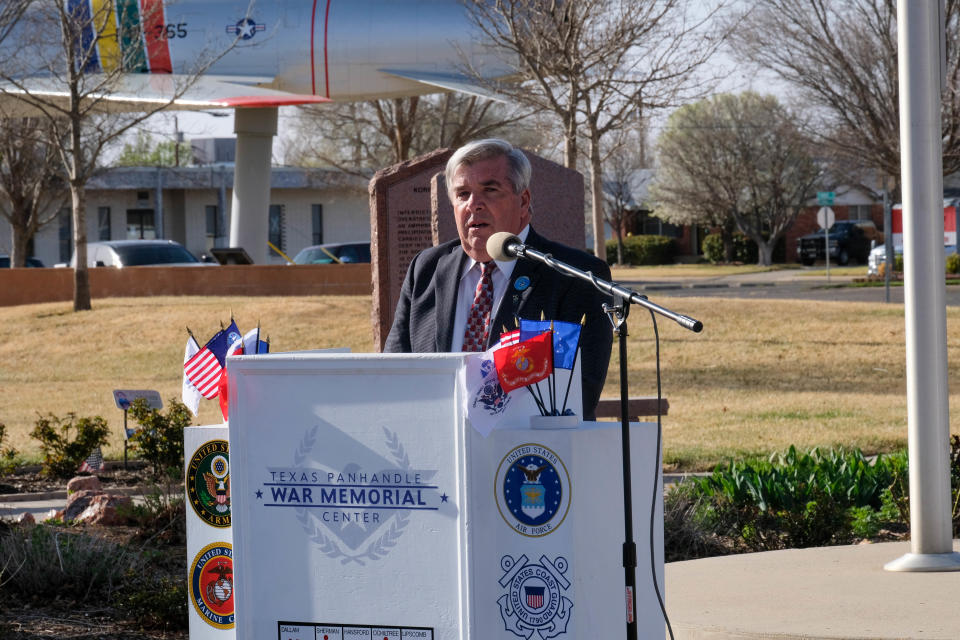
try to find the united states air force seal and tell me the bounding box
[189,542,234,629]
[495,443,570,537]
[188,439,230,528]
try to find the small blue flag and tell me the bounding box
[208,320,241,367]
[519,318,582,370]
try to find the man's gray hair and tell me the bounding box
[445,138,531,194]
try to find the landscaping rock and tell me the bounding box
[67,475,101,494]
[75,493,132,526]
[16,512,35,525]
[63,489,101,521]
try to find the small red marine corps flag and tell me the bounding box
[493,330,553,392]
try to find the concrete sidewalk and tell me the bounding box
[0,485,161,521]
[665,540,960,639]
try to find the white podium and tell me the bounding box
[226,353,663,640]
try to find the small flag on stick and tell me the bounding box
[78,446,104,473]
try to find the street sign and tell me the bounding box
[816,206,836,229]
[817,191,835,206]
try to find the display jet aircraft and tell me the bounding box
[0,0,512,263]
[0,0,510,111]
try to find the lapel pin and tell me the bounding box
[514,276,531,291]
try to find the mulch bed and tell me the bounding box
[0,464,150,496]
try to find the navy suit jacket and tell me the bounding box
[384,227,613,420]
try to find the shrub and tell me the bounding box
[29,413,110,479]
[947,253,960,274]
[0,423,20,476]
[119,572,188,631]
[605,234,676,265]
[702,233,724,263]
[663,481,730,561]
[701,232,758,264]
[120,486,187,546]
[686,446,903,550]
[127,398,193,478]
[0,524,140,599]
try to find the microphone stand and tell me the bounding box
[512,242,702,640]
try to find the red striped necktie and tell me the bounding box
[462,261,495,352]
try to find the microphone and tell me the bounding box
[483,230,703,333]
[487,232,524,261]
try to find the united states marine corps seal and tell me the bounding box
[189,542,234,629]
[495,443,570,537]
[188,439,231,527]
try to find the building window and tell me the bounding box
[58,208,72,263]
[312,204,323,245]
[205,205,222,251]
[126,209,156,239]
[848,204,872,221]
[269,204,285,256]
[97,207,111,241]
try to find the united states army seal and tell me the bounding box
[187,439,231,528]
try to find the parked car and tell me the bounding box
[867,243,958,276]
[67,240,214,268]
[796,220,880,266]
[0,255,45,268]
[292,242,371,265]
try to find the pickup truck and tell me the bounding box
[796,220,879,266]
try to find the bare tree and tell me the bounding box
[0,0,237,310]
[727,0,960,196]
[284,92,535,176]
[465,0,726,255]
[0,117,66,266]
[651,93,821,266]
[0,1,29,49]
[601,128,650,265]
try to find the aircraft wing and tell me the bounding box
[0,74,328,116]
[377,69,508,103]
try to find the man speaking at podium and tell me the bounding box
[384,138,613,420]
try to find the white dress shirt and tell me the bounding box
[451,225,530,352]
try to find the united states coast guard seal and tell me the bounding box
[189,542,234,629]
[495,443,570,537]
[187,439,231,527]
[498,554,573,639]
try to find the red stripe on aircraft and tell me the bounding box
[217,95,331,108]
[140,0,172,73]
[311,0,318,94]
[323,0,332,98]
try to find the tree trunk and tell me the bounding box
[589,130,605,258]
[722,234,734,263]
[563,110,578,170]
[71,181,91,311]
[757,241,774,267]
[11,222,31,268]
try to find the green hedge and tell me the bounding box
[606,235,676,265]
[702,232,759,264]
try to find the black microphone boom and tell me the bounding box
[485,232,703,333]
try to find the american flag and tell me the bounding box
[78,446,104,473]
[495,329,521,350]
[184,345,224,399]
[183,321,240,399]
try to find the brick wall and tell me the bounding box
[0,264,371,307]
